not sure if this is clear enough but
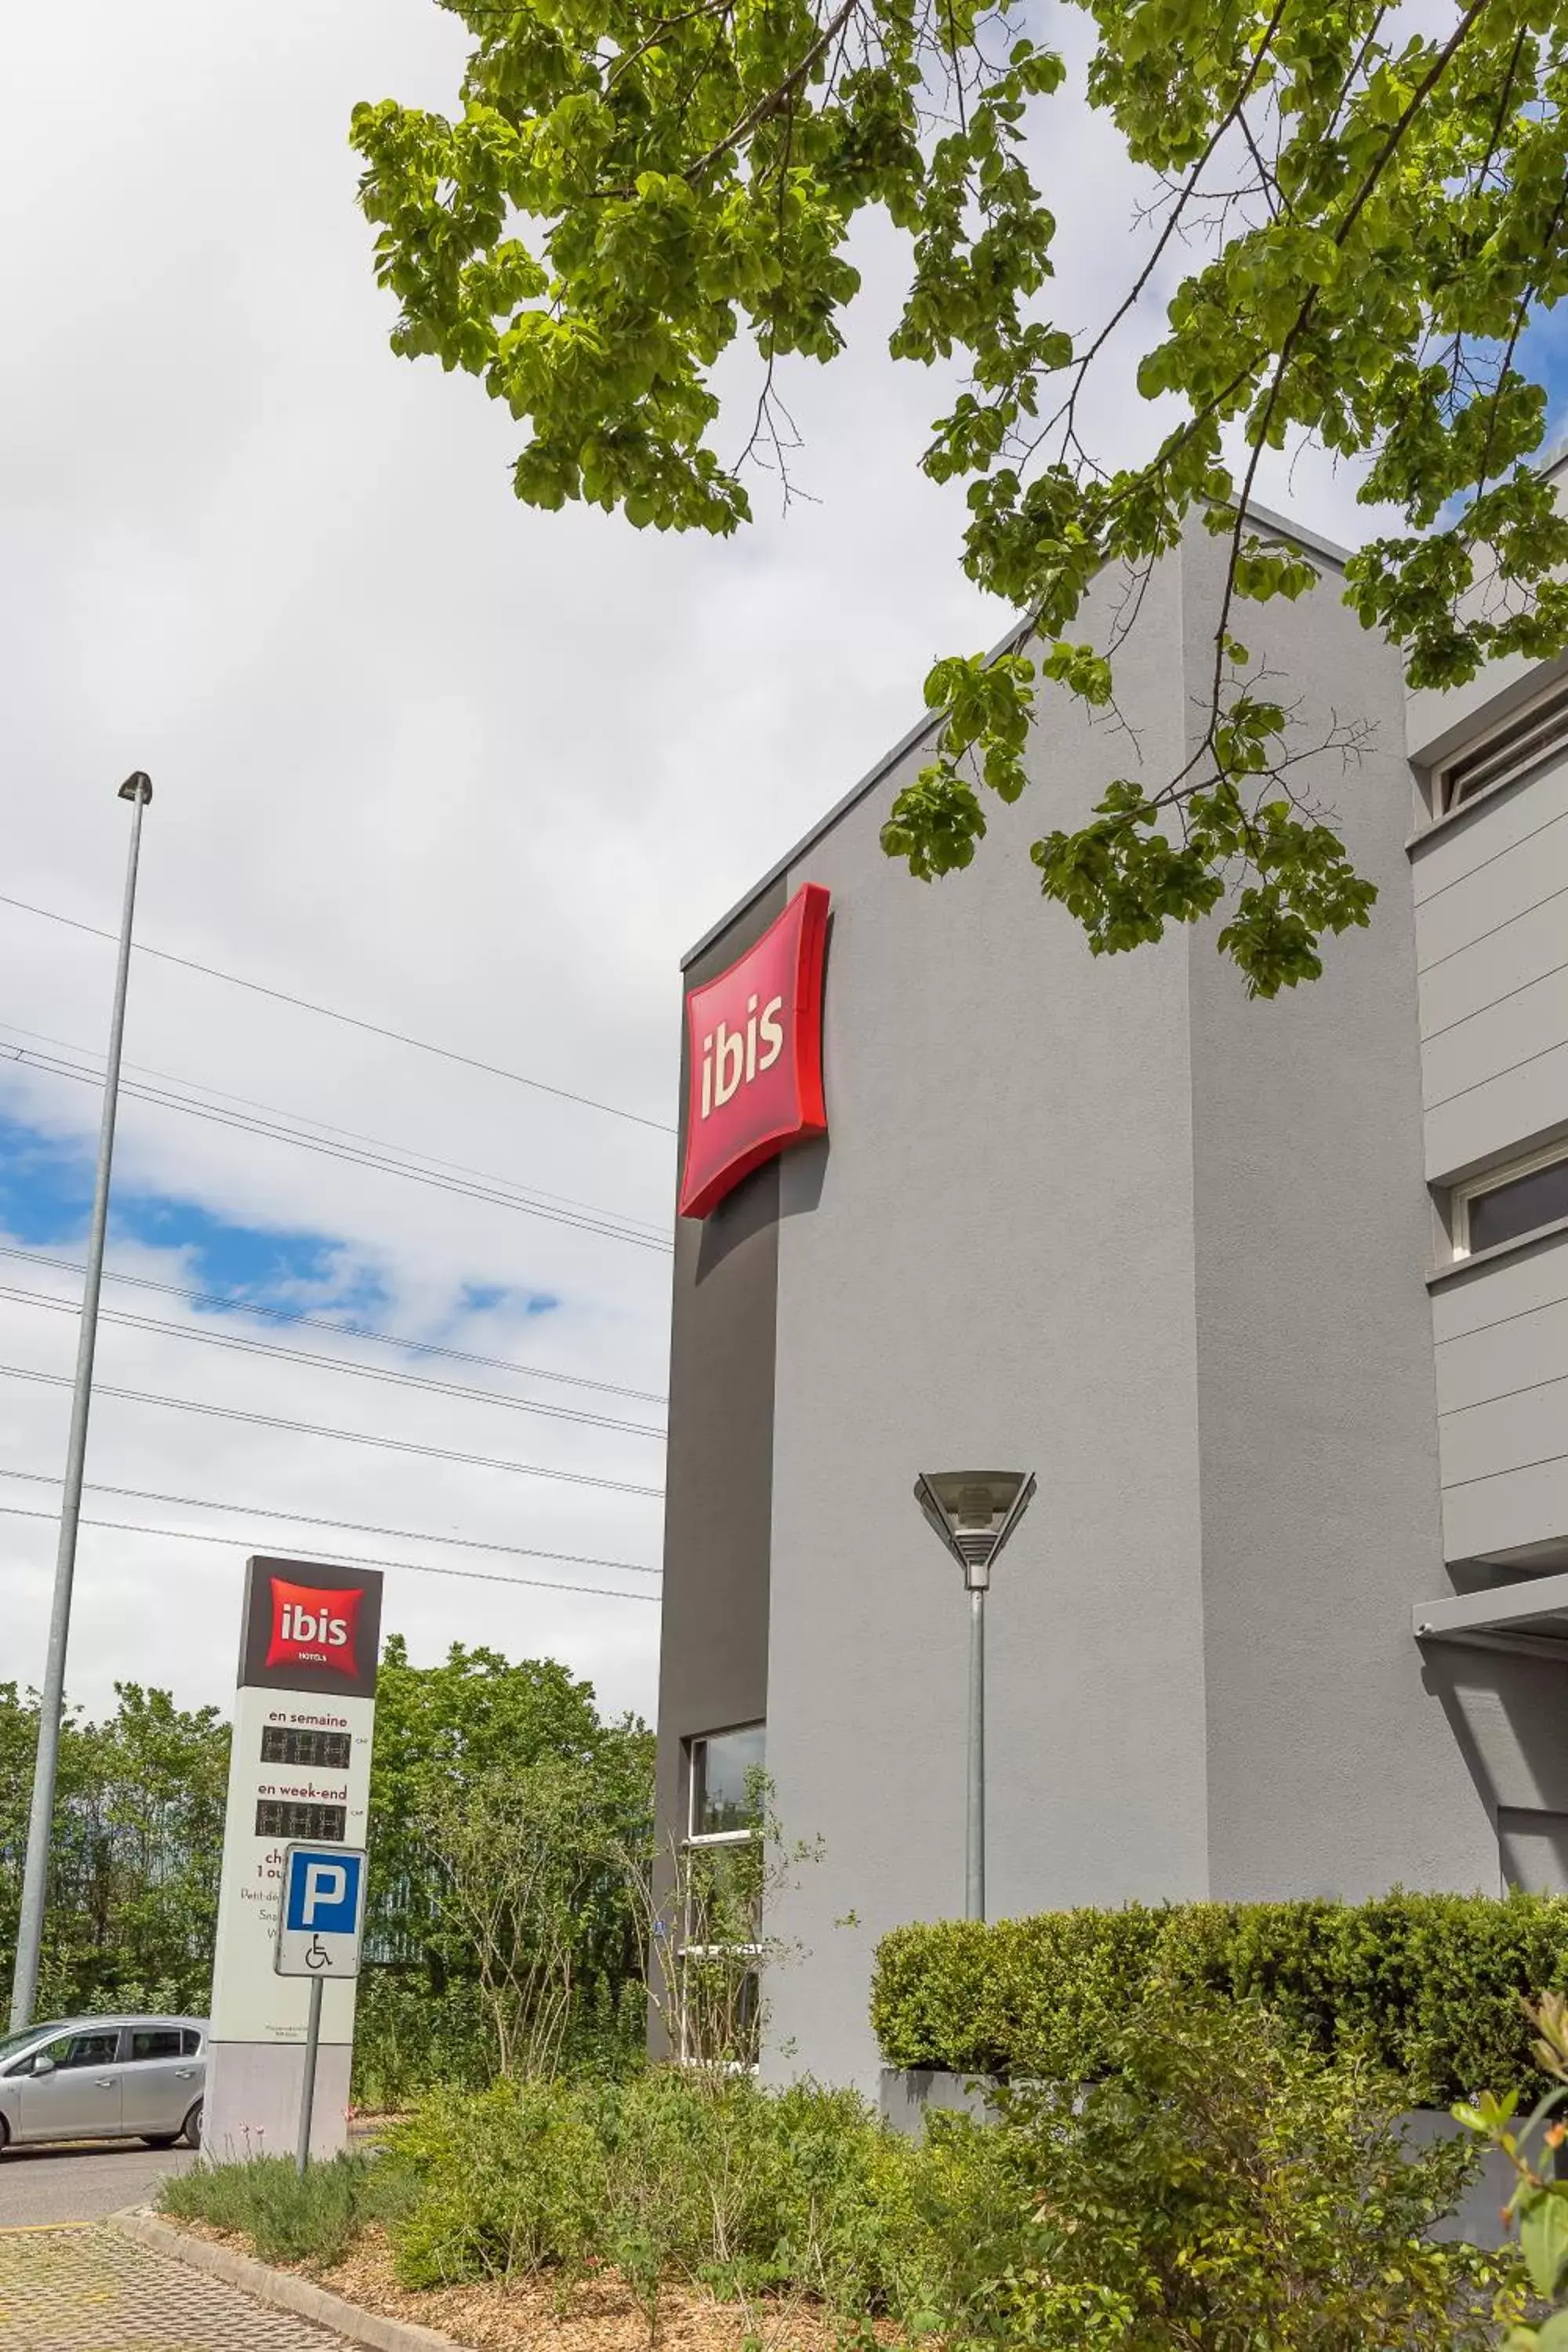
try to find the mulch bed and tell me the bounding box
[166,2218,888,2352]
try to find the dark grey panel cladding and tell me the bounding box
[652,879,788,1897]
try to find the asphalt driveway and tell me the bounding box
[0,2140,195,2228]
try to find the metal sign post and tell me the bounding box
[275,1844,366,2176]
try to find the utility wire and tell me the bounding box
[0,1363,665,1497]
[0,1244,666,1406]
[0,1465,660,1576]
[3,1044,673,1254]
[0,891,675,1134]
[0,1501,659,1604]
[1,1019,671,1241]
[0,1283,665,1442]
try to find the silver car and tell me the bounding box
[0,2015,205,2152]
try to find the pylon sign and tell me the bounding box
[203,1558,382,2162]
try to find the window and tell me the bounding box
[675,1957,760,2067]
[0,2023,65,2067]
[44,2030,120,2071]
[1435,677,1568,815]
[128,2029,183,2063]
[182,2028,203,2056]
[1454,1145,1568,1258]
[675,1726,766,2068]
[688,1725,765,1841]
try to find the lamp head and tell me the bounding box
[118,772,153,804]
[913,1468,1036,1589]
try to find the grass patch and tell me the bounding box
[158,2151,408,2268]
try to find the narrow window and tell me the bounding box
[1437,678,1568,813]
[677,1723,766,2068]
[1456,1147,1568,1258]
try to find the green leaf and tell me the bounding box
[1519,2187,1568,2299]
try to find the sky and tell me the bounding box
[4,0,1563,1729]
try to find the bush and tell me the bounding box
[872,1889,1568,2104]
[159,2019,1519,2352]
[906,1987,1508,2350]
[381,2069,918,2311]
[382,2078,611,2287]
[158,2153,401,2268]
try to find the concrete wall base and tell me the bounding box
[203,2038,352,2165]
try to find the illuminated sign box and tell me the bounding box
[679,883,830,1219]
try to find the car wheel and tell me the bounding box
[0,2114,9,2156]
[180,2100,202,2151]
[141,2133,179,2150]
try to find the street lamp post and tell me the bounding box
[913,1470,1036,1923]
[9,774,152,2034]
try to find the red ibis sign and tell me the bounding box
[678,884,830,1219]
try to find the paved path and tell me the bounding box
[0,2147,194,2230]
[0,2222,346,2348]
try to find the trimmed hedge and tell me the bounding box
[871,1891,1568,2106]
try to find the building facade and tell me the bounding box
[655,498,1568,2094]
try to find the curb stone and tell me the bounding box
[111,2205,469,2352]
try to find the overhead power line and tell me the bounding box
[0,891,675,1134]
[2,1018,671,1243]
[0,1244,666,1406]
[0,1363,665,1498]
[0,1465,660,1575]
[0,1501,659,1605]
[2,1043,672,1254]
[0,1283,665,1442]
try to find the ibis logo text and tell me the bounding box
[699,995,785,1118]
[265,1578,365,1679]
[679,884,829,1220]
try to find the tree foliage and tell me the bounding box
[0,1679,229,2017]
[367,1638,652,2007]
[0,1645,653,2096]
[355,0,1568,991]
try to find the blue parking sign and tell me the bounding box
[276,1844,367,1977]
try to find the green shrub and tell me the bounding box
[382,2069,920,2313]
[383,2078,609,2287]
[904,1987,1509,2350]
[159,2023,1516,2351]
[158,2153,399,2268]
[872,1889,1568,2103]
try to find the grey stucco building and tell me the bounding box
[655,491,1568,2094]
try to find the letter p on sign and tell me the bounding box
[303,1862,347,1922]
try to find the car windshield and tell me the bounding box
[0,2022,73,2063]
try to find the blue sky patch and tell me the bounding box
[0,1102,365,1305]
[118,1195,390,1316]
[0,1102,560,1338]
